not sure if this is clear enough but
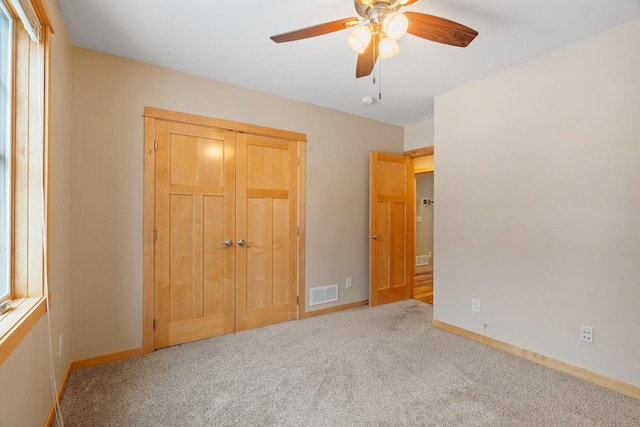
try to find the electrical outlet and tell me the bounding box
[58,334,63,357]
[471,298,481,313]
[346,277,352,289]
[580,325,593,344]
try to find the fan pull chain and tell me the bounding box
[378,58,382,100]
[370,60,383,100]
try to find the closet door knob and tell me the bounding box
[221,239,233,247]
[237,239,246,247]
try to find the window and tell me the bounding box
[0,0,51,366]
[0,0,11,302]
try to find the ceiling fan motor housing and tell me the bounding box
[355,0,401,27]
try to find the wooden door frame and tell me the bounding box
[404,146,434,158]
[142,107,307,354]
[403,146,434,297]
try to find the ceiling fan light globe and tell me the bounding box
[379,37,400,59]
[383,12,408,40]
[348,26,372,54]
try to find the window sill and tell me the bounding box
[0,297,46,366]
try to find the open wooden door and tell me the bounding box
[369,151,414,306]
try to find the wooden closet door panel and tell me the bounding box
[272,198,291,306]
[203,195,226,317]
[236,134,298,331]
[155,121,235,348]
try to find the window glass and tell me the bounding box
[0,0,11,301]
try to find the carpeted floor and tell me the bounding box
[54,300,640,426]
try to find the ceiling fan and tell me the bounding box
[270,0,478,78]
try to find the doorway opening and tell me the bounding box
[413,171,433,304]
[404,147,434,305]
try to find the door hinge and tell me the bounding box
[154,139,158,151]
[297,157,300,166]
[296,296,299,305]
[297,226,299,236]
[153,229,157,241]
[153,319,156,331]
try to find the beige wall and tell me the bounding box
[434,19,640,386]
[0,0,74,425]
[70,48,403,359]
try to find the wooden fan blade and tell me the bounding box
[404,12,478,47]
[356,34,379,78]
[270,17,359,43]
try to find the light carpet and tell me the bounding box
[54,300,639,426]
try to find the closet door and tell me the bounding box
[145,107,305,352]
[155,121,235,348]
[235,133,298,331]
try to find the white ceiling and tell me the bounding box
[56,0,640,126]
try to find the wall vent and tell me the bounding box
[416,255,429,266]
[309,284,339,306]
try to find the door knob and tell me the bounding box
[221,239,233,247]
[237,239,246,247]
[368,234,382,240]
